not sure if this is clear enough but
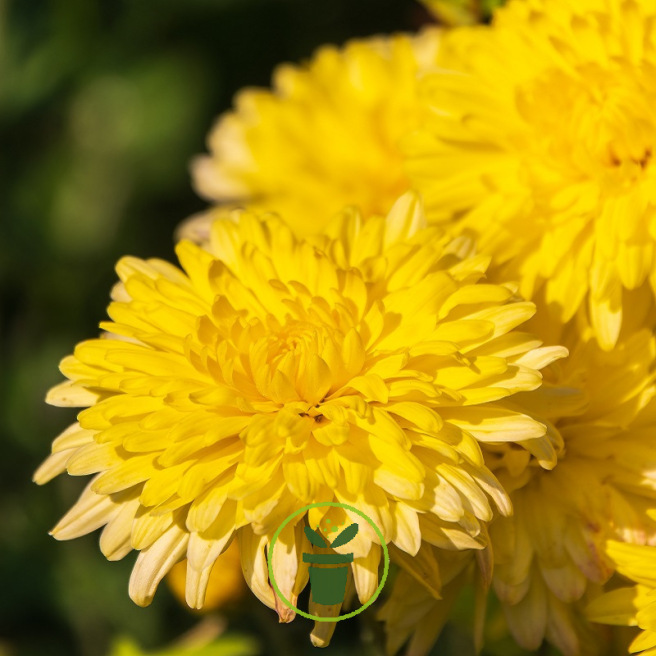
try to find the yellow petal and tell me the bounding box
[46,381,100,407]
[129,525,189,607]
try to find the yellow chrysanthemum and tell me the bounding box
[407,0,656,349]
[35,193,564,628]
[587,541,656,656]
[380,322,656,655]
[186,30,440,238]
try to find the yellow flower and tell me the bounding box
[407,0,656,349]
[35,193,564,627]
[186,30,440,238]
[380,323,656,655]
[587,541,656,656]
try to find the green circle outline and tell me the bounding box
[267,501,390,622]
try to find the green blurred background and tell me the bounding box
[0,2,538,656]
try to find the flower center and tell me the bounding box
[516,62,656,185]
[242,314,347,407]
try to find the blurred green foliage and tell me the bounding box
[423,0,506,24]
[0,2,433,655]
[108,632,258,656]
[0,1,560,656]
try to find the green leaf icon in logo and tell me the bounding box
[304,525,328,548]
[329,523,358,548]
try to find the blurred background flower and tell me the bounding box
[186,28,441,237]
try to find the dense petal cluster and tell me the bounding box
[379,548,473,656]
[36,194,564,622]
[487,323,656,653]
[587,541,656,656]
[407,0,656,349]
[380,321,656,655]
[186,30,440,237]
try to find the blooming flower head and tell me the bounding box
[587,541,656,656]
[380,320,656,655]
[186,30,440,238]
[35,193,563,629]
[407,0,656,349]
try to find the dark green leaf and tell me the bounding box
[304,525,328,548]
[330,523,359,549]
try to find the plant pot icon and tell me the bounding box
[303,523,359,606]
[303,552,353,605]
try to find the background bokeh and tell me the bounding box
[0,1,548,656]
